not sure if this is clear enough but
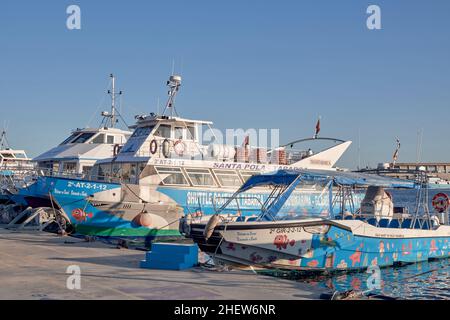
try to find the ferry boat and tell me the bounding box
[10,74,132,207]
[186,169,450,272]
[18,75,355,243]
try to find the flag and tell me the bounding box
[314,117,321,138]
[392,138,400,162]
[242,135,249,147]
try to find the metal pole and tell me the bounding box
[110,74,116,128]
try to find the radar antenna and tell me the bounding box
[162,75,182,117]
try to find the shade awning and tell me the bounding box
[238,169,416,192]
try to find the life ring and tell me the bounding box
[113,144,122,156]
[150,139,158,154]
[162,139,171,158]
[432,193,449,213]
[173,140,185,157]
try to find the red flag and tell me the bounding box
[314,118,320,138]
[242,135,249,147]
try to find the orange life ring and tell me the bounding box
[150,139,158,154]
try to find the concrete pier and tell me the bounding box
[0,228,326,300]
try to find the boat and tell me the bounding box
[10,74,132,207]
[0,130,34,204]
[17,74,357,244]
[185,169,450,272]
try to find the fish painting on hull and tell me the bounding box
[274,235,296,250]
[71,208,93,222]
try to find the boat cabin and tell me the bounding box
[34,127,131,177]
[0,148,33,171]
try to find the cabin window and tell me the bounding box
[155,124,171,139]
[240,171,259,182]
[72,132,96,143]
[60,133,80,145]
[1,153,14,158]
[117,163,138,183]
[174,127,184,140]
[155,166,189,185]
[187,126,196,140]
[91,134,105,144]
[98,164,112,181]
[107,135,115,144]
[63,162,77,173]
[185,168,216,186]
[14,153,27,159]
[131,126,155,138]
[214,170,242,187]
[82,166,92,176]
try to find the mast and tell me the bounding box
[105,73,122,128]
[111,74,116,127]
[162,75,182,117]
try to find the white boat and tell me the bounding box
[0,130,34,202]
[33,74,131,178]
[185,170,450,272]
[11,74,132,207]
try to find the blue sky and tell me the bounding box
[1,0,449,168]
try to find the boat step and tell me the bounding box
[140,242,199,270]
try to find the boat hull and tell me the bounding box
[188,219,450,272]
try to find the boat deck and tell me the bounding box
[0,227,325,300]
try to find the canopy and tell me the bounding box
[238,169,416,193]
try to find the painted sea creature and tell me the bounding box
[273,235,295,250]
[392,252,398,261]
[307,260,319,267]
[371,257,378,266]
[71,208,93,222]
[370,257,378,266]
[336,260,348,269]
[379,241,385,258]
[226,242,236,251]
[349,248,362,266]
[250,252,263,263]
[430,239,438,253]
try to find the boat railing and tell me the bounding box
[132,135,322,166]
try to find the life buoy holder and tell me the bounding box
[173,139,185,157]
[150,139,158,155]
[162,139,171,158]
[113,144,121,156]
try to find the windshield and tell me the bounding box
[60,133,80,145]
[217,178,337,220]
[71,132,96,144]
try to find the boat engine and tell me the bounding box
[204,214,220,241]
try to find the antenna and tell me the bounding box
[162,74,182,117]
[103,74,123,128]
[416,128,423,164]
[357,128,361,170]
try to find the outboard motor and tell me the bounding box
[203,214,221,241]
